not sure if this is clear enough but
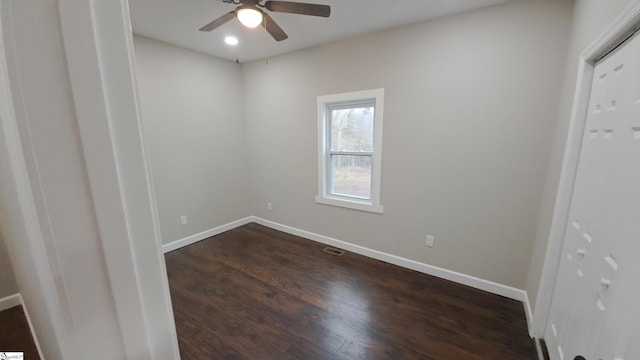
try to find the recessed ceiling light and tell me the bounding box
[224,36,238,45]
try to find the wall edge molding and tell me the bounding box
[582,0,640,62]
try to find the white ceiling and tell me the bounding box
[129,0,513,63]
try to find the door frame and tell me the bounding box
[533,0,640,337]
[0,0,180,358]
[57,1,181,358]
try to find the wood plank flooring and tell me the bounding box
[166,223,537,359]
[0,305,40,359]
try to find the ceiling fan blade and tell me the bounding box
[261,12,288,41]
[264,1,330,17]
[199,11,236,31]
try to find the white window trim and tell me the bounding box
[316,88,384,214]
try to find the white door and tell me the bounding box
[545,30,640,360]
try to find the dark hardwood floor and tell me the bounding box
[166,223,537,359]
[0,305,40,359]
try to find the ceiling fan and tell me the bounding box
[199,0,331,42]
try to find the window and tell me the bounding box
[316,88,384,213]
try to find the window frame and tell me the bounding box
[316,88,384,213]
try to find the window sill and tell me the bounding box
[315,195,384,214]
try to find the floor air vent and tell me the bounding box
[322,247,345,256]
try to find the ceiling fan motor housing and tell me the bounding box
[200,0,331,42]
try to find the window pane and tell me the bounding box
[330,106,374,152]
[331,155,372,199]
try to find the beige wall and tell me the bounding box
[243,0,573,288]
[134,35,250,244]
[526,0,637,315]
[0,231,18,298]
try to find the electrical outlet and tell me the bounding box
[425,235,434,248]
[180,215,188,225]
[267,202,273,211]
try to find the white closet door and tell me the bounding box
[545,30,640,360]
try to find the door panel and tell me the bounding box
[545,31,640,360]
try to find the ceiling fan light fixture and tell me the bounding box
[237,7,263,28]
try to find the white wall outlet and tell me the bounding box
[425,235,434,248]
[180,215,187,225]
[267,202,273,211]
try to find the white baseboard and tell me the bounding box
[252,216,528,303]
[0,293,21,311]
[20,295,45,359]
[162,216,253,253]
[535,337,544,360]
[161,215,533,332]
[524,291,534,338]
